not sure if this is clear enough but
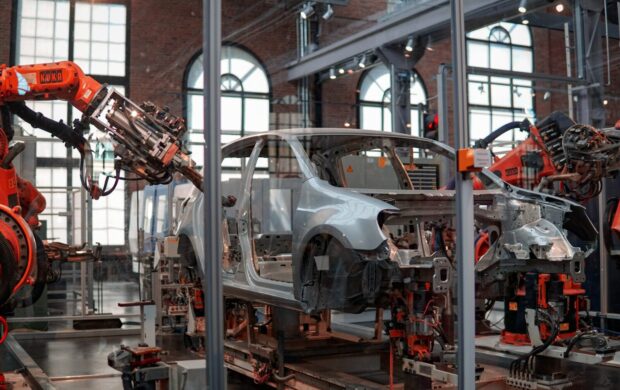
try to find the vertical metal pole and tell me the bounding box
[564,23,574,120]
[80,187,87,316]
[450,0,476,389]
[575,0,585,80]
[604,0,611,86]
[437,64,450,186]
[598,182,609,330]
[297,15,310,127]
[203,0,225,388]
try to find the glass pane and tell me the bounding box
[361,105,382,131]
[410,73,427,105]
[360,65,390,102]
[74,22,91,40]
[244,98,270,133]
[383,107,392,132]
[512,47,533,72]
[489,44,510,70]
[188,94,204,131]
[75,3,91,21]
[410,109,421,137]
[468,80,489,106]
[221,96,242,132]
[508,23,532,46]
[467,41,489,68]
[491,83,511,107]
[469,108,491,142]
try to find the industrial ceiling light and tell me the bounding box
[300,2,315,19]
[426,36,434,52]
[358,54,367,68]
[518,0,527,13]
[329,67,337,79]
[322,3,334,21]
[405,36,414,52]
[555,2,564,12]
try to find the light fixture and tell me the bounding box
[555,3,564,12]
[426,36,434,52]
[358,54,367,68]
[405,36,414,52]
[522,19,529,25]
[322,3,334,21]
[518,0,527,13]
[329,67,336,79]
[338,67,345,74]
[300,2,315,19]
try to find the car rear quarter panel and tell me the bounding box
[293,177,398,257]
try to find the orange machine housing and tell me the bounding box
[0,61,102,112]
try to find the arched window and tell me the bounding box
[185,45,271,164]
[358,64,427,136]
[466,22,534,153]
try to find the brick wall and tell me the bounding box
[3,0,620,132]
[129,0,300,121]
[0,0,12,65]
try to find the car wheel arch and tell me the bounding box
[293,228,351,301]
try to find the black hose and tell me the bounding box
[0,235,17,309]
[473,120,530,149]
[510,309,559,376]
[564,332,607,357]
[7,102,87,150]
[0,106,13,141]
[12,232,47,309]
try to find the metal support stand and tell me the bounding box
[143,304,156,346]
[203,0,225,388]
[450,0,476,389]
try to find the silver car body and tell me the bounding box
[175,129,596,312]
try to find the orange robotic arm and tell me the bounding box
[0,61,203,195]
[0,61,102,112]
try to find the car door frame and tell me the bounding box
[227,133,316,299]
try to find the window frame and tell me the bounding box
[11,0,130,245]
[466,22,535,149]
[182,43,273,147]
[356,64,428,135]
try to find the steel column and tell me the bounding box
[389,64,411,134]
[203,0,226,388]
[451,0,476,388]
[437,64,451,186]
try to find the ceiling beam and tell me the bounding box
[287,0,552,80]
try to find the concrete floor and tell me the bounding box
[14,333,268,389]
[4,277,267,389]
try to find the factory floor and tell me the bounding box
[5,277,268,389]
[16,333,268,389]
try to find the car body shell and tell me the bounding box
[176,129,597,312]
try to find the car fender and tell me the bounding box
[293,177,397,255]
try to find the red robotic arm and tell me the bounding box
[0,61,203,196]
[0,61,102,113]
[0,61,204,342]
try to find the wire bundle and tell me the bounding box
[509,309,559,380]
